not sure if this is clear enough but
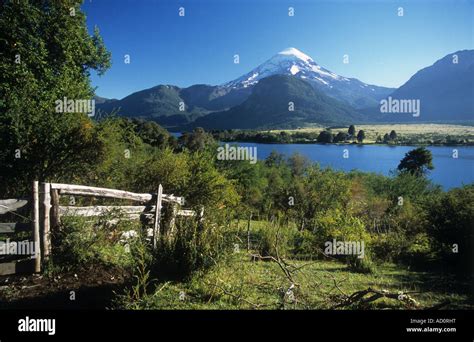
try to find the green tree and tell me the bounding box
[179,127,216,152]
[288,153,310,177]
[348,125,356,137]
[428,185,474,276]
[356,130,366,143]
[265,150,285,168]
[398,147,434,177]
[334,131,349,143]
[132,119,171,148]
[0,1,111,195]
[389,130,398,140]
[317,130,333,143]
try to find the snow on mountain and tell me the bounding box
[223,47,394,108]
[224,47,347,88]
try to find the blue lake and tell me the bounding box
[228,143,474,190]
[171,132,473,189]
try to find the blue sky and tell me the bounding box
[83,0,474,99]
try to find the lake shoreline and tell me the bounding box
[217,139,474,147]
[218,142,474,190]
[205,123,474,147]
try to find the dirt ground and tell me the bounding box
[0,266,131,309]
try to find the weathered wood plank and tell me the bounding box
[199,206,205,223]
[0,259,35,276]
[0,222,31,233]
[58,205,150,217]
[51,189,60,230]
[50,183,184,205]
[0,199,28,214]
[42,182,51,261]
[177,209,196,217]
[169,203,178,235]
[153,185,163,250]
[33,181,41,272]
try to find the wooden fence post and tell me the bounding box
[51,189,60,230]
[198,206,204,223]
[247,213,252,252]
[169,202,178,236]
[32,181,41,273]
[153,184,163,250]
[42,182,51,261]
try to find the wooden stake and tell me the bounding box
[32,181,41,273]
[153,184,163,250]
[42,182,51,261]
[169,202,178,236]
[51,189,60,230]
[198,206,204,223]
[247,213,252,252]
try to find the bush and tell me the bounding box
[428,185,474,277]
[252,222,297,259]
[312,209,371,246]
[152,215,229,279]
[54,213,144,270]
[347,254,376,274]
[292,229,319,259]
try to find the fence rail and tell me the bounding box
[0,181,41,275]
[50,183,185,205]
[0,181,201,276]
[0,199,28,214]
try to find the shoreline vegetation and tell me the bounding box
[208,124,474,146]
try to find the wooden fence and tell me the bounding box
[0,181,41,275]
[0,181,201,276]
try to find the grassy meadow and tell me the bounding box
[114,220,470,311]
[274,124,474,144]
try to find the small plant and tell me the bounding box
[53,211,142,271]
[347,254,376,274]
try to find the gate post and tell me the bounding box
[32,181,41,272]
[153,184,163,250]
[41,182,51,261]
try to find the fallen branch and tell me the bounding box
[333,287,420,309]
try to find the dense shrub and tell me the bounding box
[54,213,143,270]
[428,185,474,277]
[152,216,229,279]
[251,222,298,259]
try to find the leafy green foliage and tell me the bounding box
[179,127,217,152]
[398,147,434,176]
[54,214,140,270]
[317,130,333,143]
[428,185,474,275]
[357,130,365,142]
[0,0,111,195]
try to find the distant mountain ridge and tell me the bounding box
[375,50,474,122]
[96,48,474,129]
[223,47,394,109]
[189,75,366,129]
[95,83,251,128]
[96,48,393,127]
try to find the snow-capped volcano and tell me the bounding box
[223,47,394,108]
[225,47,346,88]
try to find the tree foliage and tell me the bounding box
[398,147,434,177]
[0,0,111,195]
[357,130,365,143]
[348,125,356,136]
